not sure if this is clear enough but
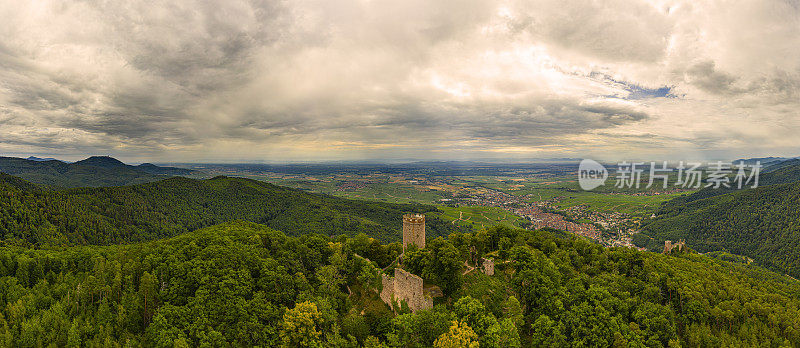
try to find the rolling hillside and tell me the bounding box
[640,180,800,277]
[0,156,201,188]
[664,158,800,206]
[0,174,461,245]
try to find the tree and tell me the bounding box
[2,210,800,346]
[498,237,512,259]
[363,336,388,348]
[453,296,496,337]
[434,321,479,348]
[387,314,420,347]
[404,238,463,296]
[502,296,524,327]
[530,315,566,347]
[0,313,10,348]
[484,318,521,348]
[341,312,369,344]
[280,301,324,348]
[139,272,157,327]
[66,319,81,348]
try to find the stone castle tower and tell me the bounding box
[663,239,686,254]
[402,214,426,252]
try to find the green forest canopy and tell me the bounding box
[0,221,799,346]
[0,173,462,246]
[0,156,174,188]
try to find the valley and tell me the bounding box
[178,161,688,249]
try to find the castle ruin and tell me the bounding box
[380,268,433,313]
[663,239,686,254]
[402,214,426,252]
[480,257,495,276]
[377,214,434,313]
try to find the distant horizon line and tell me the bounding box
[7,154,799,166]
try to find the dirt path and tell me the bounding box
[462,261,475,275]
[452,210,465,225]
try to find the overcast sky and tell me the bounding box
[1,0,799,163]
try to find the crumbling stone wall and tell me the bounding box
[379,268,433,312]
[380,273,394,305]
[663,239,686,254]
[378,214,433,313]
[403,214,426,252]
[481,257,495,276]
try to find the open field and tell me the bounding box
[552,191,690,216]
[481,177,693,217]
[242,169,691,223]
[333,184,448,204]
[250,176,453,204]
[434,206,529,230]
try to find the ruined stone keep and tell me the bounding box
[402,213,426,252]
[480,257,495,276]
[663,239,686,254]
[380,268,433,313]
[377,213,434,313]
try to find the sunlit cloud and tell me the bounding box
[0,0,798,162]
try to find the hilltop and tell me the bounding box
[26,156,63,162]
[72,155,129,168]
[136,162,196,176]
[0,155,202,188]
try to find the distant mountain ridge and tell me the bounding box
[732,156,795,166]
[0,155,202,188]
[26,156,63,162]
[73,155,128,167]
[136,162,197,176]
[71,156,197,175]
[762,158,800,173]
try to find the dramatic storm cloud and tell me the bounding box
[1,0,799,162]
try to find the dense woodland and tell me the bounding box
[0,156,198,188]
[639,180,800,278]
[0,174,461,245]
[0,221,799,347]
[0,157,163,188]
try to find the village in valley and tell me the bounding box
[179,161,689,249]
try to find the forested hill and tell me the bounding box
[1,221,799,346]
[664,159,800,206]
[0,174,460,246]
[640,180,800,277]
[0,156,201,188]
